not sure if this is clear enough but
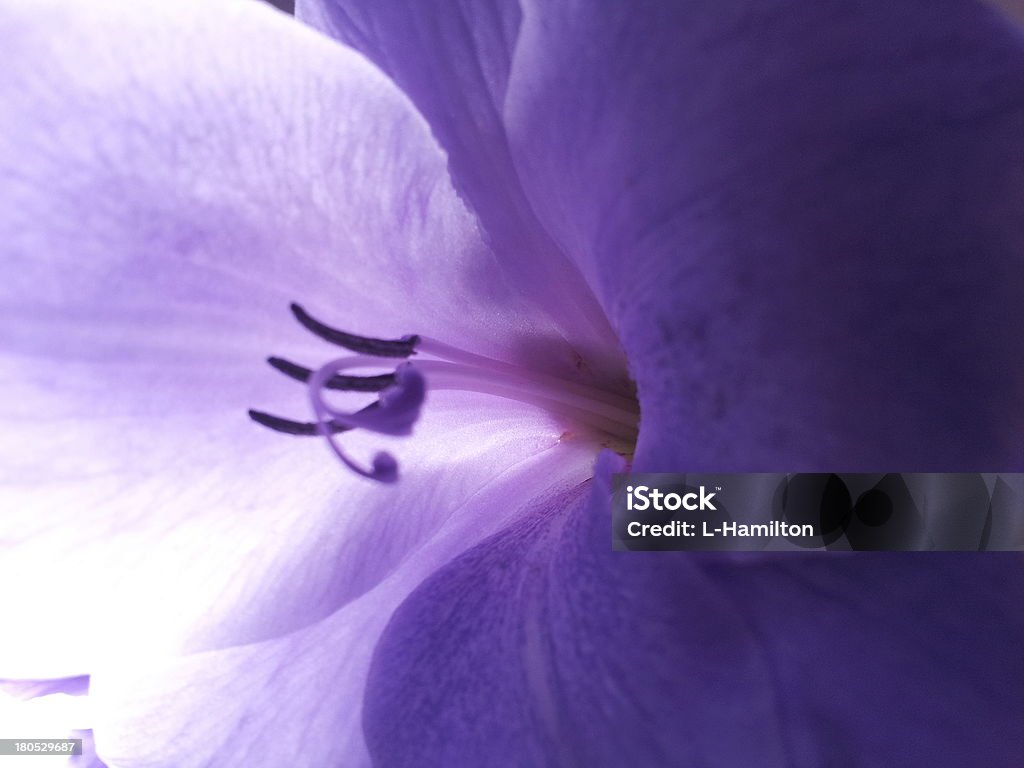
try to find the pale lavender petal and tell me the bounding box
[295,0,626,380]
[0,0,569,677]
[0,677,89,700]
[503,0,1024,469]
[70,731,106,768]
[0,677,103,766]
[363,452,1024,766]
[85,441,598,768]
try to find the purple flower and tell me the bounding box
[2,1,1023,766]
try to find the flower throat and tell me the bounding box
[250,304,639,482]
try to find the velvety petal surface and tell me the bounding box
[360,5,1024,764]
[84,441,598,768]
[364,453,1024,767]
[503,0,1024,469]
[0,0,576,677]
[295,0,627,383]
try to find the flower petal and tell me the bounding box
[1,0,557,368]
[295,0,626,378]
[0,0,574,676]
[83,441,597,768]
[0,677,104,767]
[502,1,1024,469]
[363,453,1024,766]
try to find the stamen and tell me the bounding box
[267,356,395,392]
[417,337,638,413]
[414,360,638,442]
[248,409,351,436]
[290,303,419,358]
[252,303,638,482]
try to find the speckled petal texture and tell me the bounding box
[365,453,1024,767]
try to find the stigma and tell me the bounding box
[250,303,639,482]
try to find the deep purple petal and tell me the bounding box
[0,0,581,677]
[295,0,626,380]
[503,1,1024,469]
[85,442,598,768]
[364,453,1024,767]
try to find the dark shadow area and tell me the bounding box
[261,0,295,14]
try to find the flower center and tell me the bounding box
[250,304,639,482]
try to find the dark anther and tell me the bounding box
[267,356,396,392]
[248,409,352,437]
[290,303,419,358]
